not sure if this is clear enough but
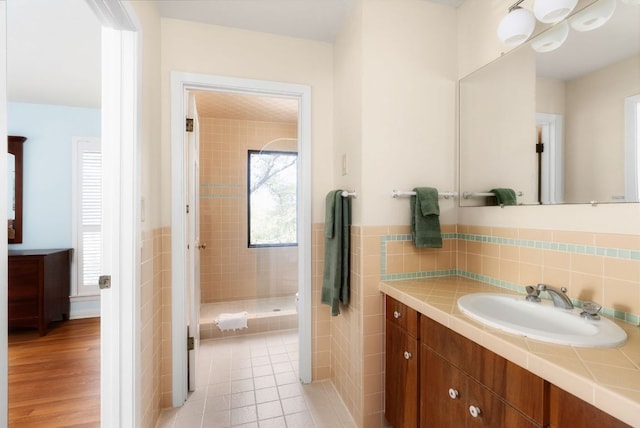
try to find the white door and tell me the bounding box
[537,113,564,204]
[0,3,8,421]
[186,92,201,391]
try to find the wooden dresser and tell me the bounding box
[8,249,72,335]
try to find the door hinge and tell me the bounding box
[536,143,544,153]
[186,118,194,133]
[187,336,195,351]
[186,204,190,214]
[98,275,111,290]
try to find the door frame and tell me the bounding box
[170,72,312,406]
[536,112,564,204]
[1,3,9,421]
[0,1,141,426]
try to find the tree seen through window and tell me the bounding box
[248,150,297,247]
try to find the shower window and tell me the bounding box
[248,150,298,247]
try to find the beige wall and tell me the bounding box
[128,1,164,426]
[333,0,363,225]
[359,0,457,226]
[330,1,458,426]
[536,77,566,115]
[160,18,334,224]
[198,116,298,302]
[459,46,537,206]
[565,55,640,203]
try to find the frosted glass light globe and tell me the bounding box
[534,0,578,23]
[532,21,569,53]
[570,0,617,32]
[497,7,536,46]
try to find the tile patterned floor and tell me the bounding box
[157,330,356,428]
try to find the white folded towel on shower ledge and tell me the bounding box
[214,311,248,332]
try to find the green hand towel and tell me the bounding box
[490,188,517,206]
[321,190,351,316]
[411,187,442,248]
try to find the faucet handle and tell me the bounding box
[581,301,602,320]
[525,285,541,302]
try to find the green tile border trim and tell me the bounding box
[379,233,456,277]
[200,182,245,199]
[457,233,640,262]
[379,233,640,326]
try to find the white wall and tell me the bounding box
[8,102,100,249]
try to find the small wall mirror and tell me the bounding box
[8,136,26,243]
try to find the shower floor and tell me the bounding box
[200,295,297,340]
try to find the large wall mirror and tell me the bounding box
[459,0,640,206]
[8,136,26,243]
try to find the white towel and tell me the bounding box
[215,311,248,331]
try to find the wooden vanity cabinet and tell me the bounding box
[549,385,630,427]
[420,316,548,427]
[385,295,420,428]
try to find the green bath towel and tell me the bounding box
[411,187,442,248]
[321,190,351,316]
[490,188,517,206]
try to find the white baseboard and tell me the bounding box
[69,295,101,319]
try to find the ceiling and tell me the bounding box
[194,91,298,122]
[15,0,638,118]
[7,0,464,112]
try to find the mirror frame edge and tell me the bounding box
[8,135,25,244]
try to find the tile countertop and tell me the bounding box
[379,276,640,428]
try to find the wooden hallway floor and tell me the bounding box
[8,317,100,427]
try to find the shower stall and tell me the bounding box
[196,92,299,339]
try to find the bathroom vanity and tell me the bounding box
[381,277,637,427]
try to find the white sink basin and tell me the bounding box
[457,293,627,347]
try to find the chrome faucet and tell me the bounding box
[536,284,574,309]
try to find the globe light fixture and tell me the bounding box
[570,0,617,32]
[531,21,570,52]
[534,0,579,24]
[497,6,536,46]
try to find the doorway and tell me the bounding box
[195,90,300,344]
[2,0,140,425]
[171,72,312,407]
[536,112,564,204]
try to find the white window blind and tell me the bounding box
[73,138,102,296]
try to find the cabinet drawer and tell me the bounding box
[8,282,38,301]
[386,295,419,338]
[422,316,547,425]
[8,301,38,321]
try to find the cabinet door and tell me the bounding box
[466,376,506,427]
[386,321,419,428]
[549,385,630,428]
[421,347,467,427]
